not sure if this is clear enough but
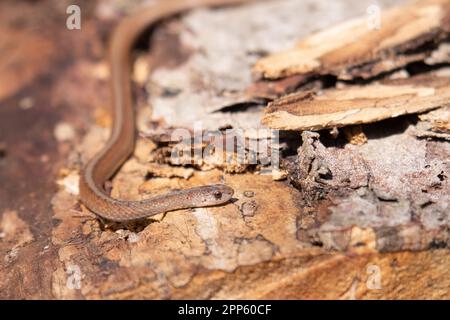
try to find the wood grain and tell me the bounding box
[262,74,450,130]
[253,0,450,81]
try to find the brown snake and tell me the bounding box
[79,0,256,222]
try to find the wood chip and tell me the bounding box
[343,125,368,145]
[418,106,450,133]
[262,74,450,130]
[412,106,450,140]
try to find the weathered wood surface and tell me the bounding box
[287,129,449,252]
[257,0,450,256]
[1,0,450,300]
[258,0,450,131]
[263,74,450,130]
[414,106,450,140]
[254,0,450,80]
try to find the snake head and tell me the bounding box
[191,184,234,207]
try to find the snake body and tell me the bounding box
[79,0,253,221]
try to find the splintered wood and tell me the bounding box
[262,75,450,130]
[254,0,450,80]
[414,106,450,139]
[4,0,450,300]
[256,0,450,258]
[256,0,450,131]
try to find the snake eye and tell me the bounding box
[213,190,222,199]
